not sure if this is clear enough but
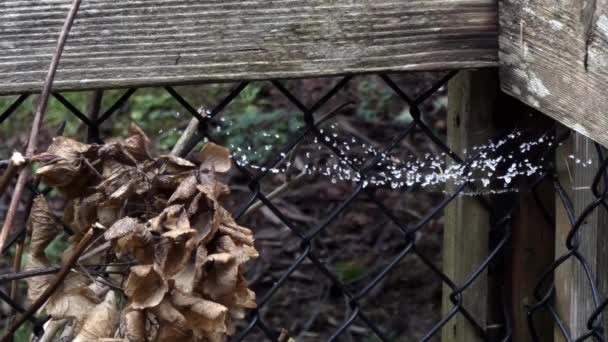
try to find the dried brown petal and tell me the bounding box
[154,228,197,276]
[46,287,99,322]
[63,193,103,236]
[28,196,60,256]
[158,155,195,174]
[114,228,155,264]
[24,254,51,304]
[97,167,149,207]
[171,291,228,336]
[124,309,146,342]
[125,265,168,309]
[198,143,231,173]
[198,253,239,300]
[188,193,219,244]
[151,299,194,341]
[216,206,255,246]
[171,263,196,294]
[216,235,259,265]
[196,172,230,201]
[105,217,143,241]
[73,291,119,342]
[168,175,198,204]
[155,325,194,342]
[149,205,190,232]
[124,123,152,161]
[35,137,90,188]
[97,205,122,229]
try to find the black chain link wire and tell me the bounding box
[524,130,608,342]
[1,71,605,341]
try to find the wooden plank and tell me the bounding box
[499,0,608,148]
[442,69,498,342]
[554,130,574,341]
[511,182,554,342]
[0,0,498,94]
[509,110,555,342]
[554,130,608,340]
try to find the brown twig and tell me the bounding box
[171,117,203,157]
[1,224,101,341]
[244,171,306,216]
[0,0,82,251]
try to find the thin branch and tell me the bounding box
[171,117,204,158]
[0,0,82,251]
[244,171,306,216]
[0,264,129,284]
[1,224,100,341]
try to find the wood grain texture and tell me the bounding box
[499,0,608,148]
[0,0,498,94]
[554,131,608,340]
[442,69,498,342]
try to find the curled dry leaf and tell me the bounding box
[124,309,146,342]
[35,137,93,195]
[46,287,99,323]
[168,175,198,204]
[73,291,120,342]
[24,254,51,305]
[30,128,258,341]
[198,142,232,173]
[125,265,168,310]
[105,217,143,241]
[64,193,104,236]
[154,228,197,276]
[124,123,152,161]
[28,196,60,256]
[171,291,229,337]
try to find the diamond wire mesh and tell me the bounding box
[0,71,605,341]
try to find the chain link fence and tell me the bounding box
[0,70,607,342]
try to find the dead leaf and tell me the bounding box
[28,196,60,256]
[168,175,198,204]
[157,155,195,174]
[198,143,231,173]
[155,228,197,276]
[124,309,146,342]
[63,193,103,236]
[124,123,152,161]
[105,217,144,241]
[73,291,119,342]
[35,137,92,190]
[125,265,168,310]
[24,254,51,304]
[197,253,239,300]
[171,291,228,336]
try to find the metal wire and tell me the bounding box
[1,71,605,341]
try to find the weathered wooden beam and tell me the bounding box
[0,0,498,95]
[554,130,608,340]
[499,0,608,147]
[442,69,498,342]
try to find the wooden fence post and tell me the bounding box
[508,110,555,342]
[554,131,608,340]
[442,69,498,342]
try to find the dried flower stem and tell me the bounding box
[1,226,99,341]
[0,0,82,250]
